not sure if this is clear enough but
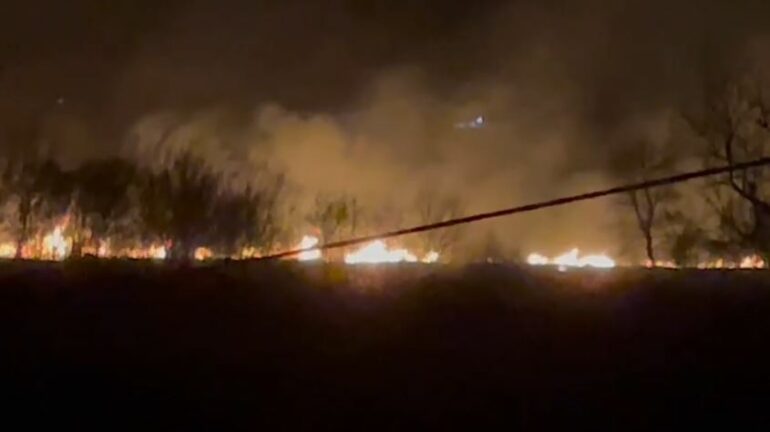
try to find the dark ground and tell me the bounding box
[3,261,770,429]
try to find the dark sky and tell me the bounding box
[0,0,502,129]
[1,0,768,135]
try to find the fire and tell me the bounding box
[344,240,418,265]
[240,247,261,259]
[0,242,16,259]
[694,256,766,269]
[194,247,213,261]
[42,226,71,261]
[422,250,440,264]
[527,248,616,270]
[97,241,110,258]
[645,260,678,269]
[526,253,549,266]
[149,245,167,260]
[296,236,322,261]
[740,255,765,269]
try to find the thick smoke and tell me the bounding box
[2,0,770,258]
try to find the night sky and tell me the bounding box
[1,0,769,255]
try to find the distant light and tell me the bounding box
[454,115,486,130]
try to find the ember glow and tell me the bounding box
[695,256,766,269]
[527,248,616,270]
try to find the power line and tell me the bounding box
[257,157,770,261]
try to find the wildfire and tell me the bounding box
[341,240,440,265]
[42,226,71,261]
[527,248,616,270]
[344,241,418,264]
[740,255,765,269]
[194,247,213,261]
[645,260,678,269]
[694,256,766,269]
[98,241,111,258]
[149,245,167,260]
[526,253,549,266]
[296,236,322,261]
[422,250,440,264]
[0,242,16,259]
[1,216,764,270]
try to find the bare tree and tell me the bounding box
[67,158,137,257]
[663,211,705,267]
[413,189,464,259]
[306,194,359,244]
[614,141,679,264]
[138,152,221,260]
[1,156,67,258]
[687,78,770,259]
[211,173,285,257]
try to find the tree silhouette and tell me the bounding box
[68,158,137,257]
[1,156,67,258]
[307,194,359,244]
[211,174,284,258]
[612,140,679,264]
[138,152,220,260]
[414,189,464,259]
[688,78,770,259]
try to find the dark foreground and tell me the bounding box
[3,261,770,429]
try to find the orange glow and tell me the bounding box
[296,236,322,261]
[194,247,213,261]
[344,241,418,264]
[0,242,16,259]
[42,225,71,260]
[527,248,615,270]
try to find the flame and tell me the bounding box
[693,256,765,269]
[422,250,440,264]
[239,247,261,259]
[42,226,71,260]
[97,241,110,258]
[149,245,167,260]
[0,242,16,259]
[526,253,550,266]
[296,236,322,261]
[194,247,213,261]
[527,248,615,270]
[645,260,679,269]
[344,240,418,264]
[740,255,765,269]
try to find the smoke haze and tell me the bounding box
[2,0,770,257]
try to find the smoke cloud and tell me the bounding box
[2,0,770,258]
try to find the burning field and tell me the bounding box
[3,217,767,272]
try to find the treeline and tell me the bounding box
[0,148,466,261]
[0,151,283,260]
[618,78,770,266]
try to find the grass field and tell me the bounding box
[3,261,770,428]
